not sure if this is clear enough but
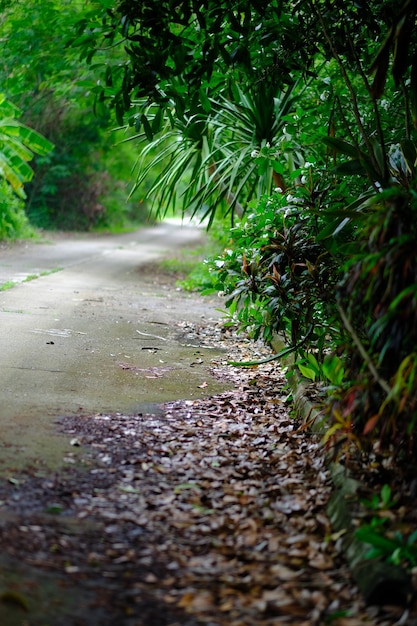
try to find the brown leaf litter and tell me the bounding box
[0,321,416,625]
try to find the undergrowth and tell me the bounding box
[0,181,36,240]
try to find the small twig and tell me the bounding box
[228,345,297,367]
[136,329,167,341]
[228,325,314,367]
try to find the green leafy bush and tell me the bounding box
[327,186,417,457]
[211,166,344,351]
[0,0,149,233]
[0,180,35,239]
[212,157,417,459]
[357,485,417,570]
[357,519,417,569]
[296,353,345,386]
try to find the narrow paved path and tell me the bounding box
[0,227,412,626]
[0,223,228,472]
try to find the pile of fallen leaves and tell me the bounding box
[0,321,415,625]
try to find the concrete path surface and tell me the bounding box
[0,223,228,473]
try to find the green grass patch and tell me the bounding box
[159,255,198,275]
[157,243,221,292]
[0,280,16,291]
[39,267,62,277]
[0,267,62,292]
[23,273,39,282]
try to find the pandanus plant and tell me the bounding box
[121,78,301,224]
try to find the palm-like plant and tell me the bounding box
[0,94,54,198]
[125,100,212,218]
[196,82,301,220]
[124,80,301,224]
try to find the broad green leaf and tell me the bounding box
[334,158,367,176]
[306,352,320,370]
[141,114,153,142]
[322,355,344,385]
[0,97,19,118]
[1,147,33,180]
[316,217,349,241]
[356,527,399,552]
[298,364,316,381]
[0,153,26,197]
[0,133,33,162]
[199,87,211,113]
[322,137,359,158]
[380,484,392,507]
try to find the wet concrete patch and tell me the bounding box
[0,225,230,475]
[0,318,230,475]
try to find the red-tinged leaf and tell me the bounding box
[363,414,379,435]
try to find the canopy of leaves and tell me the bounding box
[72,0,321,124]
[72,1,416,123]
[0,0,147,230]
[68,0,417,222]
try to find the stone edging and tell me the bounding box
[270,334,412,607]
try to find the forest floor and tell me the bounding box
[0,230,416,625]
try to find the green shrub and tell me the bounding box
[0,180,35,239]
[210,163,417,460]
[327,186,417,458]
[210,166,344,352]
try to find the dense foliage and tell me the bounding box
[1,0,416,462]
[72,0,417,460]
[71,0,318,218]
[207,1,417,460]
[0,0,147,232]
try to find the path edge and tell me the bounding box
[270,333,413,607]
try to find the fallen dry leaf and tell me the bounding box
[0,321,413,625]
